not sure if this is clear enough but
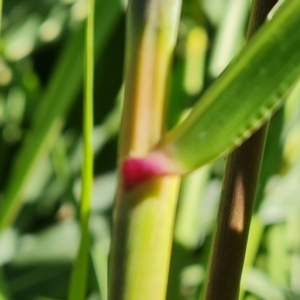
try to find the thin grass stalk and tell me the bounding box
[239,215,264,299]
[202,1,277,299]
[287,211,300,294]
[0,0,2,40]
[0,0,121,231]
[167,27,208,299]
[91,240,109,300]
[184,26,207,96]
[209,0,249,77]
[0,268,9,300]
[108,1,182,299]
[68,0,94,298]
[167,166,210,300]
[267,223,287,285]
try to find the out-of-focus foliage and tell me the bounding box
[0,0,300,299]
[0,0,123,299]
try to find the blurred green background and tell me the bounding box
[1,0,300,299]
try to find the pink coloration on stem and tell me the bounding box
[121,151,183,191]
[121,157,160,191]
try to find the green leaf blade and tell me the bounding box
[154,0,300,172]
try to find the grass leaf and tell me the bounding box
[148,0,300,173]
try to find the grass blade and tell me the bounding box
[125,0,300,176]
[68,0,95,298]
[0,0,2,40]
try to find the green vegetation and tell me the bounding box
[0,0,300,299]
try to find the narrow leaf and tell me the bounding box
[68,0,95,298]
[123,0,300,177]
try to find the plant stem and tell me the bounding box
[202,1,277,300]
[202,127,268,300]
[68,0,94,298]
[109,1,182,299]
[209,0,249,77]
[118,0,182,158]
[81,0,94,240]
[167,166,210,300]
[239,107,284,299]
[0,0,2,40]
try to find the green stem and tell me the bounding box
[202,1,277,300]
[167,166,210,300]
[209,0,249,77]
[239,215,264,300]
[0,0,2,39]
[68,0,94,298]
[81,0,94,233]
[0,268,10,300]
[267,223,287,286]
[109,1,182,299]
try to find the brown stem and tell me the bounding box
[204,126,268,300]
[203,1,278,299]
